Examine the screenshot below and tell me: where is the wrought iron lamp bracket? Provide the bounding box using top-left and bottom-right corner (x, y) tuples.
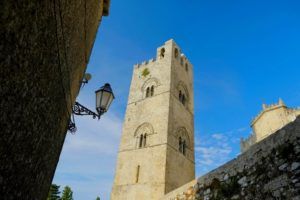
(68, 101), (101, 133)
(73, 102), (100, 119)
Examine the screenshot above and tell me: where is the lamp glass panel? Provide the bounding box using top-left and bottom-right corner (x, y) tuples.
(105, 93), (114, 110)
(99, 90), (111, 111)
(96, 90), (102, 108)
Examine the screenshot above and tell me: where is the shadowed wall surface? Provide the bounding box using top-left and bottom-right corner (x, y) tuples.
(0, 0), (109, 199)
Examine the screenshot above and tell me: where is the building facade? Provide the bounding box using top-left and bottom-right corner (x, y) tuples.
(241, 99), (300, 152)
(111, 39), (195, 200)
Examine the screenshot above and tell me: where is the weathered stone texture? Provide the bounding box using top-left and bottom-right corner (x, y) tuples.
(241, 99), (300, 152)
(162, 117), (300, 200)
(111, 39), (195, 200)
(0, 1), (108, 199)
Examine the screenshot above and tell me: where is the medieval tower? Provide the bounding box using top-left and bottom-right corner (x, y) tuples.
(111, 39), (195, 200)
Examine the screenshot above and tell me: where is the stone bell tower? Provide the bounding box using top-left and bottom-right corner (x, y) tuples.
(111, 39), (195, 200)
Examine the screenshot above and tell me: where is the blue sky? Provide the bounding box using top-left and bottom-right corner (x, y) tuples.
(53, 0), (300, 199)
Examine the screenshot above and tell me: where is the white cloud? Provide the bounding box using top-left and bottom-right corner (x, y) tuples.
(195, 127), (249, 176)
(53, 111), (123, 200)
(211, 133), (224, 140)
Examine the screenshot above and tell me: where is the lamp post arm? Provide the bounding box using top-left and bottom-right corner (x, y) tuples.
(73, 101), (100, 119)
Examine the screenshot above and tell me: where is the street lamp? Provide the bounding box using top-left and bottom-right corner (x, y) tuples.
(68, 83), (115, 133)
(95, 83), (115, 116)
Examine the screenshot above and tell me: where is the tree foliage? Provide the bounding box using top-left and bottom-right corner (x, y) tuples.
(61, 186), (74, 200)
(47, 184), (61, 200)
(96, 197), (100, 200)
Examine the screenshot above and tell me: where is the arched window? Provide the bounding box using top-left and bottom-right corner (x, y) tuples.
(134, 123), (154, 149)
(150, 86), (154, 96)
(160, 48), (165, 58)
(146, 87), (150, 98)
(139, 134), (143, 148)
(143, 134), (147, 147)
(185, 63), (188, 71)
(177, 82), (189, 107)
(175, 127), (190, 156)
(174, 48), (179, 58)
(180, 57), (183, 65)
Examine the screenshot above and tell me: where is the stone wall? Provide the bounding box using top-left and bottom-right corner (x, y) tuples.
(162, 117), (300, 200)
(0, 1), (109, 199)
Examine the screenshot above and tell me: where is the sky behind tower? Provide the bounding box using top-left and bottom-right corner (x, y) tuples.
(53, 0), (300, 199)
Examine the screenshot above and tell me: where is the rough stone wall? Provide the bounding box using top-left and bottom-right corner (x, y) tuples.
(0, 1), (109, 199)
(162, 117), (300, 200)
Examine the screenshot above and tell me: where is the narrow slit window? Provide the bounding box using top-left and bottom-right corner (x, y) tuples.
(139, 134), (143, 148)
(146, 87), (150, 98)
(174, 48), (179, 58)
(179, 90), (182, 101)
(182, 95), (186, 105)
(150, 86), (154, 96)
(179, 137), (182, 152)
(183, 140), (186, 155)
(136, 165), (140, 183)
(143, 134), (147, 147)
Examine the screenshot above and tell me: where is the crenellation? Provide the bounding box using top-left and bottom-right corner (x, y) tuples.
(135, 57), (157, 69)
(242, 99), (300, 152)
(161, 117), (300, 200)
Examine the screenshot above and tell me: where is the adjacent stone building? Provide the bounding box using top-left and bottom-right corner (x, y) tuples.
(241, 99), (300, 152)
(1, 1), (109, 199)
(162, 116), (300, 200)
(111, 39), (195, 199)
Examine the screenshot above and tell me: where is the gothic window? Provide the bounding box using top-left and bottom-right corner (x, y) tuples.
(185, 63), (188, 72)
(138, 134), (147, 148)
(134, 123), (154, 148)
(142, 78), (159, 99)
(174, 48), (179, 58)
(178, 138), (186, 155)
(150, 86), (154, 96)
(139, 134), (144, 148)
(146, 87), (150, 98)
(177, 81), (189, 107)
(176, 127), (190, 156)
(180, 57), (183, 65)
(160, 48), (165, 58)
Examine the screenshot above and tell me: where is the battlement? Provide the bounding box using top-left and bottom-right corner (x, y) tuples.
(251, 99), (300, 126)
(251, 98), (286, 125)
(134, 39), (192, 69)
(134, 57), (157, 68)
